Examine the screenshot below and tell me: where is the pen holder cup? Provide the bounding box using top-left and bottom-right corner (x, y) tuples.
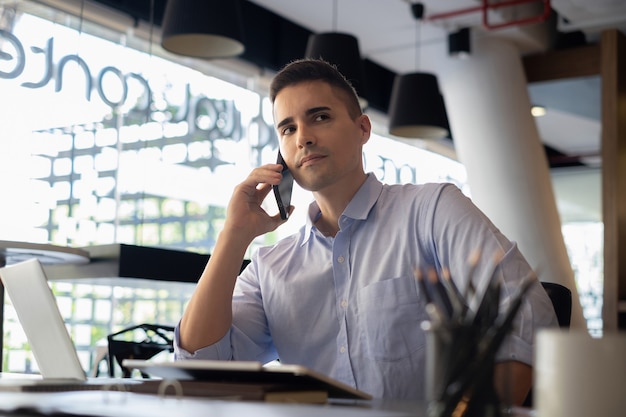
(423, 320), (503, 417)
(424, 321), (445, 404)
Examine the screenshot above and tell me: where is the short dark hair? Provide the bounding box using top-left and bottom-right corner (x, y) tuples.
(269, 58), (362, 119)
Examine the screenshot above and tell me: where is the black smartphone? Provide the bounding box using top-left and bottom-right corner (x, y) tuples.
(273, 150), (294, 220)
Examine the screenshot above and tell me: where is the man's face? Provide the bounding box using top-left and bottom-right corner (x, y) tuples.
(272, 80), (371, 193)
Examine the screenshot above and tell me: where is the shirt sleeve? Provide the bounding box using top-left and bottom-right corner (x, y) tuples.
(173, 324), (232, 360)
(427, 184), (558, 365)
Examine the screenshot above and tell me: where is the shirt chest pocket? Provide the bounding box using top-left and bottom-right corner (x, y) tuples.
(357, 276), (429, 362)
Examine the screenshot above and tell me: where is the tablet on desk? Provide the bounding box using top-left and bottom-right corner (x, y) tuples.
(122, 359), (372, 400)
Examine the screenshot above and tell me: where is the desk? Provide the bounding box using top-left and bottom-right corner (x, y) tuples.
(0, 388), (537, 417)
(0, 390), (423, 417)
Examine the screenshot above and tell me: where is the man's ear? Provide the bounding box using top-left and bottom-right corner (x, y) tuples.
(359, 114), (372, 144)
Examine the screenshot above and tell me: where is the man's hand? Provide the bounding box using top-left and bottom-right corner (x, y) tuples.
(223, 163), (292, 242)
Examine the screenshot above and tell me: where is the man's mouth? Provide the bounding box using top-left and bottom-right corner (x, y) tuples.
(299, 154), (325, 167)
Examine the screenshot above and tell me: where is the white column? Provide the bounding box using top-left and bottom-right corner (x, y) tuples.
(440, 36), (585, 328)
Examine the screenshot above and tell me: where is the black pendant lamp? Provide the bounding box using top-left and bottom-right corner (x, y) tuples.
(305, 32), (367, 107)
(387, 2), (449, 139)
(388, 73), (449, 139)
(304, 0), (366, 108)
(161, 0), (245, 59)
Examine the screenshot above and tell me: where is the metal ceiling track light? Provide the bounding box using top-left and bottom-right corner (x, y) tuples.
(305, 0), (367, 108)
(161, 0), (245, 59)
(388, 2), (450, 140)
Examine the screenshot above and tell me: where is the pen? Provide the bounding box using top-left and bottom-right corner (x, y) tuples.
(440, 267), (467, 319)
(415, 267), (434, 305)
(427, 267), (454, 319)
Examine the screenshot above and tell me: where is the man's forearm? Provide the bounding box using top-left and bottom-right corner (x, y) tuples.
(494, 360), (533, 406)
(178, 229), (251, 353)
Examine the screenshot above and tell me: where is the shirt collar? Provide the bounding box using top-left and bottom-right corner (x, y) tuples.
(303, 173), (383, 244)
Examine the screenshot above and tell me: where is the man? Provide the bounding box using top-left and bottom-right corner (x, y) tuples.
(174, 59), (558, 402)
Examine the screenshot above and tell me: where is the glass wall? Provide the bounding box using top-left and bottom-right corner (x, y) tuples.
(551, 168), (604, 335)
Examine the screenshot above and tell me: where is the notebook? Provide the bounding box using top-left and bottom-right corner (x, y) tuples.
(123, 359), (373, 400)
(0, 258), (137, 391)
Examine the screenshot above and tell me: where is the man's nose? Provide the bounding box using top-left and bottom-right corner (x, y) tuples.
(295, 125), (315, 147)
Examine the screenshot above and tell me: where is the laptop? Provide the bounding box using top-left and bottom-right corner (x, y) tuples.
(0, 258), (137, 391)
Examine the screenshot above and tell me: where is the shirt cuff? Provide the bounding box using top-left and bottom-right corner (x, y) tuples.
(495, 333), (533, 366)
(173, 322), (233, 360)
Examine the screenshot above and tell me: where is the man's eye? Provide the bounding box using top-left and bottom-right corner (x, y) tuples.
(281, 126), (295, 135)
(314, 114), (329, 122)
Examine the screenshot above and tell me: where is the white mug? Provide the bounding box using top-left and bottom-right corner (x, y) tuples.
(534, 329), (626, 417)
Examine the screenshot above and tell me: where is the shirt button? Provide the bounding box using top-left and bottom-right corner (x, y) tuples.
(341, 300), (348, 308)
(337, 256), (345, 263)
(340, 346), (346, 353)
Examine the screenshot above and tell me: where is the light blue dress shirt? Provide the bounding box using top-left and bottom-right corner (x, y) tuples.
(174, 173), (558, 399)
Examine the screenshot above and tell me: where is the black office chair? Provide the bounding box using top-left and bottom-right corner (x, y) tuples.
(522, 281), (572, 407)
(105, 323), (174, 378)
(540, 281), (572, 328)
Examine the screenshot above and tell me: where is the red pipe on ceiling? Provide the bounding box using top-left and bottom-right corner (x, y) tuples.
(427, 0), (551, 30)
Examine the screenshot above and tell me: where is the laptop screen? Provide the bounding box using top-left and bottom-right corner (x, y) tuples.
(0, 258), (86, 380)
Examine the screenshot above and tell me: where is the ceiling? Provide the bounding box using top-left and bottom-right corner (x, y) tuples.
(33, 0), (626, 169)
(247, 0), (626, 74)
(244, 0), (625, 170)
